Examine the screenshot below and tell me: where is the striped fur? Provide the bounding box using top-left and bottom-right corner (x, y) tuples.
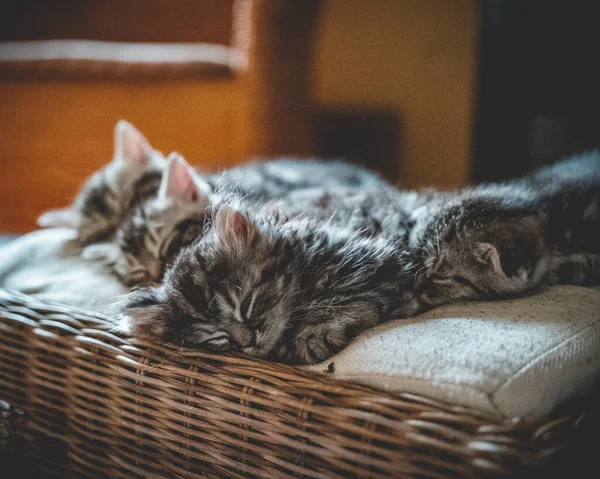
(119, 198), (419, 365)
(410, 151), (600, 310)
(74, 167), (164, 245)
(107, 158), (390, 286)
(37, 120), (166, 245)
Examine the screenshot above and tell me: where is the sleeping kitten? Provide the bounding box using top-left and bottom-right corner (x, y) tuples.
(37, 120), (166, 245)
(116, 200), (419, 365)
(410, 151), (600, 310)
(85, 152), (210, 286)
(94, 155), (390, 286)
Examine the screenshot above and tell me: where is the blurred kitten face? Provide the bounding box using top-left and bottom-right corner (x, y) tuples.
(112, 199), (205, 286)
(85, 153), (212, 286)
(37, 120), (166, 245)
(120, 207), (298, 358)
(411, 209), (548, 308)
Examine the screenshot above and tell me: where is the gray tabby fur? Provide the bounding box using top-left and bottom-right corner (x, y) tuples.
(37, 120), (166, 245)
(410, 151), (600, 310)
(117, 196), (419, 365)
(99, 156), (389, 286)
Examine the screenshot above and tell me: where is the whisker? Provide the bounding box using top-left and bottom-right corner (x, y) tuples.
(413, 264), (430, 281)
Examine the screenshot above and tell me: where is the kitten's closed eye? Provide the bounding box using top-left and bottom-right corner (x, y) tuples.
(204, 336), (231, 352)
(173, 219), (204, 251)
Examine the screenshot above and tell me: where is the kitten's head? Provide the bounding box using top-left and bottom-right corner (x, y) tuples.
(120, 205), (299, 358)
(38, 120), (166, 245)
(85, 153), (212, 286)
(411, 199), (548, 308)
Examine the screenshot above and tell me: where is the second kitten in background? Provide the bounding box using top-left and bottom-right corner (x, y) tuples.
(84, 153), (210, 285)
(37, 120), (166, 245)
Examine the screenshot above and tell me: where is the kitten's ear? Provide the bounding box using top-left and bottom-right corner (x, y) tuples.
(215, 206), (257, 246)
(159, 153), (212, 203)
(114, 120), (153, 166)
(475, 242), (504, 275)
(115, 287), (167, 338)
(37, 207), (80, 228)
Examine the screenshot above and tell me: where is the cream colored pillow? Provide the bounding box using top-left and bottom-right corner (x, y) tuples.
(0, 228), (126, 313)
(306, 285), (600, 420)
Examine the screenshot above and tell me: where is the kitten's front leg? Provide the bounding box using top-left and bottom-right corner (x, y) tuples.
(291, 322), (351, 365)
(287, 308), (379, 365)
(551, 253), (600, 285)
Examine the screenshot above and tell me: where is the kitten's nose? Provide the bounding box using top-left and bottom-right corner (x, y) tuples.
(230, 325), (255, 348)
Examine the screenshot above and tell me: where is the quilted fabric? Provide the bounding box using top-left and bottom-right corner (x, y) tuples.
(306, 285), (600, 420)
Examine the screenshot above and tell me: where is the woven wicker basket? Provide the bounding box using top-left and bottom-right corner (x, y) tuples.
(0, 288), (597, 478)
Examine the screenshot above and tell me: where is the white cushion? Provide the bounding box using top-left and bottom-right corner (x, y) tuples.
(0, 228), (126, 313)
(306, 285), (600, 420)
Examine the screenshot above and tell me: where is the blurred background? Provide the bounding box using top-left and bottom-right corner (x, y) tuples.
(0, 0), (598, 232)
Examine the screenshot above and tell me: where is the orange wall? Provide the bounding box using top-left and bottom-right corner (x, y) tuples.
(312, 0), (478, 188)
(0, 79), (248, 232)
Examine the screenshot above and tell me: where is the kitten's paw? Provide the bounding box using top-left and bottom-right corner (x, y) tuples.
(109, 288), (167, 339)
(103, 295), (135, 335)
(275, 344), (295, 363)
(292, 323), (352, 365)
(112, 314), (132, 335)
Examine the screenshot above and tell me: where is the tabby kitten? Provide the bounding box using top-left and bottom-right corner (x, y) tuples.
(98, 156), (390, 286)
(117, 200), (419, 365)
(38, 120), (166, 245)
(410, 151), (600, 310)
(85, 153), (210, 286)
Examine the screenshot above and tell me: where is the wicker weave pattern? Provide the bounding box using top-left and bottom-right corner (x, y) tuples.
(0, 288), (590, 478)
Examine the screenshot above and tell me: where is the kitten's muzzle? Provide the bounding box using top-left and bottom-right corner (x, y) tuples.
(229, 325), (256, 349)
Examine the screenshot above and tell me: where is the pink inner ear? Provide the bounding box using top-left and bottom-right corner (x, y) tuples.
(116, 121), (151, 166)
(124, 135), (147, 165)
(166, 156), (199, 202)
(231, 211), (249, 238)
(216, 207), (253, 244)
